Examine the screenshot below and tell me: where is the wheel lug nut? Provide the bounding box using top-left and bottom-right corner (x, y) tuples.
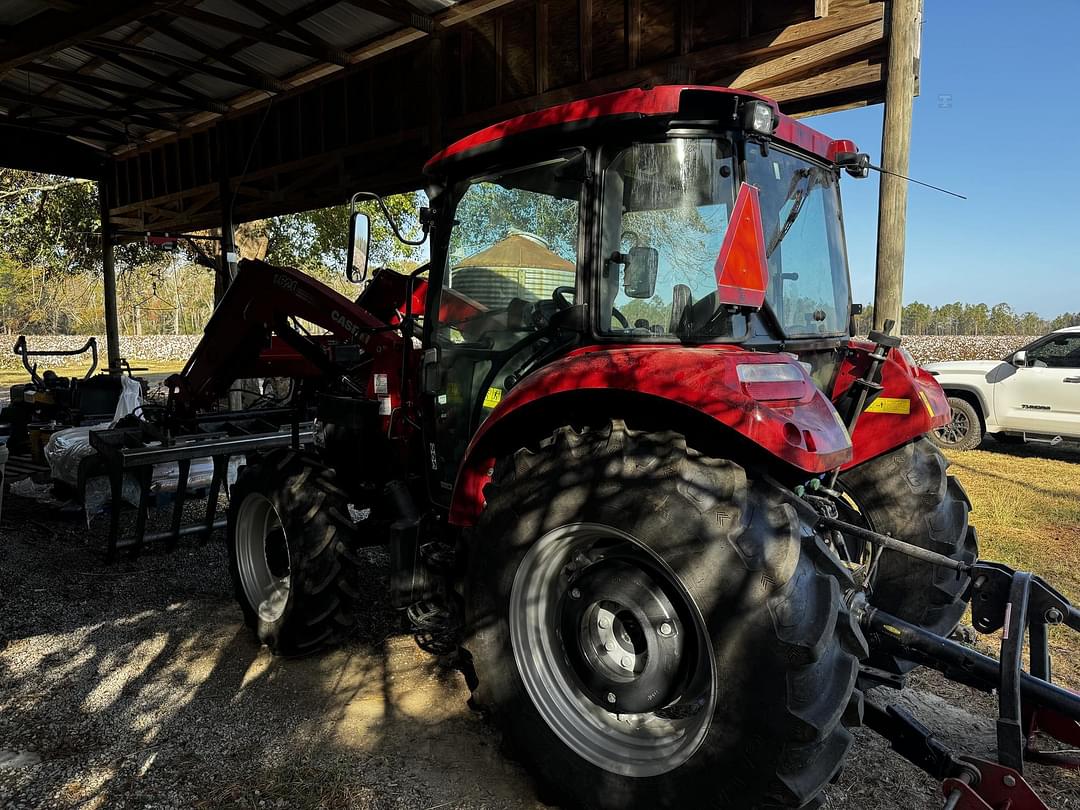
(605, 641), (616, 652)
(606, 692), (616, 704)
(659, 621), (673, 637)
(598, 617), (609, 629)
(621, 656), (632, 669)
(569, 588), (581, 599)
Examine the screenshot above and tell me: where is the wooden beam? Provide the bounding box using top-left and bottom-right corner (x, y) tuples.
(757, 60), (882, 104)
(0, 0), (181, 75)
(0, 86), (178, 131)
(166, 5), (348, 65)
(77, 44), (228, 106)
(233, 0), (344, 52)
(728, 19), (885, 90)
(874, 0), (919, 333)
(21, 62), (230, 114)
(140, 20), (290, 92)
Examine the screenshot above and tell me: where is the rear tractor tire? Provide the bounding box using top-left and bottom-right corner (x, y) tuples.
(227, 450), (359, 656)
(838, 437), (978, 673)
(463, 421), (867, 810)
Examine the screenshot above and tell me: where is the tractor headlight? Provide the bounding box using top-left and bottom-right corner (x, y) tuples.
(741, 100), (778, 135)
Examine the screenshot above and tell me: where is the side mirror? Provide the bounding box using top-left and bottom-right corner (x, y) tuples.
(1012, 350), (1028, 367)
(623, 246), (659, 299)
(346, 211), (371, 282)
(834, 151), (871, 179)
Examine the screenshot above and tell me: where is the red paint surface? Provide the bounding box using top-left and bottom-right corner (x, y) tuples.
(714, 183), (769, 308)
(425, 85), (845, 172)
(834, 340), (952, 470)
(448, 344), (853, 525)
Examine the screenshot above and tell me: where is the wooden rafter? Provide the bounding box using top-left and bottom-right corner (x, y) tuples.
(0, 85), (179, 131)
(140, 19), (290, 93)
(345, 0), (435, 32)
(165, 5), (348, 66)
(234, 0), (344, 52)
(20, 62), (229, 114)
(0, 0), (179, 75)
(89, 38), (288, 94)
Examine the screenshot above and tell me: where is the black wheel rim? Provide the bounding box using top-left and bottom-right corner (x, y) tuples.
(508, 523), (715, 777)
(935, 409), (970, 446)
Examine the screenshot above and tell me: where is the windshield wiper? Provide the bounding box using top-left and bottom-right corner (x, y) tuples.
(766, 168), (815, 258)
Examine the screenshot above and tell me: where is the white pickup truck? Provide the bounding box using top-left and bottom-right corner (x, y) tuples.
(924, 326), (1080, 450)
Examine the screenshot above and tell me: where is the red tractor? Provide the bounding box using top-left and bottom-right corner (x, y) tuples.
(172, 85), (1079, 809)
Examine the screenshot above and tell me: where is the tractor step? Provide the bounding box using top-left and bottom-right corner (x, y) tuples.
(419, 540), (457, 571)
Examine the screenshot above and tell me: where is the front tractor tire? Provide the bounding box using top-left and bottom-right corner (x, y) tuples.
(838, 437), (978, 673)
(228, 450), (359, 656)
(463, 422), (867, 810)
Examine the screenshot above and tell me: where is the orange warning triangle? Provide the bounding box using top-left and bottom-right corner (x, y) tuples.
(714, 183), (769, 309)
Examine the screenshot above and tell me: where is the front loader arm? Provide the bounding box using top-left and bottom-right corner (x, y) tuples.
(169, 259), (392, 410)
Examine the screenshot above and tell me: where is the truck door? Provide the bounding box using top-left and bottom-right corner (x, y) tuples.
(993, 333), (1080, 437)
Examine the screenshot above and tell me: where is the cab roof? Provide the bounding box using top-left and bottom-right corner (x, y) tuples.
(424, 85), (849, 175)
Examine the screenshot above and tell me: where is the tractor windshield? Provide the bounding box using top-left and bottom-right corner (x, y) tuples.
(746, 147), (850, 337)
(600, 139), (850, 340)
(600, 139), (742, 339)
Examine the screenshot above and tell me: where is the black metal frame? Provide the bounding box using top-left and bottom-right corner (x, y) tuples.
(863, 561), (1080, 776)
(88, 410), (314, 561)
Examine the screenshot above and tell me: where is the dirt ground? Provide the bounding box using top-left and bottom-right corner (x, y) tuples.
(1, 456), (1079, 809)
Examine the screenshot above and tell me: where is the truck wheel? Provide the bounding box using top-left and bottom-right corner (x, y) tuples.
(838, 437), (978, 674)
(463, 421), (866, 810)
(228, 450), (358, 656)
(930, 396), (983, 451)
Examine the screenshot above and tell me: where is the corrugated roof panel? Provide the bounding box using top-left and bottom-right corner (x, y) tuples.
(170, 17), (245, 50)
(136, 31), (208, 62)
(177, 72), (249, 101)
(97, 22), (142, 42)
(301, 4), (399, 50)
(234, 41), (316, 77)
(197, 0), (275, 29)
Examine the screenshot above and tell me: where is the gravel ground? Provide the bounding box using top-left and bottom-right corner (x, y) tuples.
(1, 491), (1078, 809)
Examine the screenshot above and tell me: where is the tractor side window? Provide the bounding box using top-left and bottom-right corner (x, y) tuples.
(1028, 336), (1080, 368)
(437, 153), (583, 346)
(427, 153), (584, 500)
(746, 149), (850, 337)
(600, 139), (742, 339)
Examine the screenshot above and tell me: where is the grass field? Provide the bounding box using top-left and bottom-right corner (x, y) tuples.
(0, 360), (184, 389)
(944, 442), (1080, 689)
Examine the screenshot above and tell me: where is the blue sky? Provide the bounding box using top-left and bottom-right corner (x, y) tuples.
(811, 1), (1080, 318)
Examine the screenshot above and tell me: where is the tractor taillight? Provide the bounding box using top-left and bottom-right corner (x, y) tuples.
(737, 363), (808, 401)
(736, 363), (803, 383)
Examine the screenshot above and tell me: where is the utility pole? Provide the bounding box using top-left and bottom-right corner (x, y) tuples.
(873, 0), (920, 334)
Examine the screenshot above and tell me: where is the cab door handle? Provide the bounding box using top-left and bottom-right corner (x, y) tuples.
(1065, 376), (1080, 383)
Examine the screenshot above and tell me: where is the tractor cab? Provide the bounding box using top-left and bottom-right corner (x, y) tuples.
(418, 86), (861, 495)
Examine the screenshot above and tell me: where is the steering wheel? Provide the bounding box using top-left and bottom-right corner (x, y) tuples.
(552, 286), (575, 310)
(611, 308), (629, 329)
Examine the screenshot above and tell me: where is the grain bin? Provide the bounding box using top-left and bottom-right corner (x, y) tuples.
(452, 232), (574, 310)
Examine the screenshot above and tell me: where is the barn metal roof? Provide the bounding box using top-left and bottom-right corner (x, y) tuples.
(0, 0), (459, 153)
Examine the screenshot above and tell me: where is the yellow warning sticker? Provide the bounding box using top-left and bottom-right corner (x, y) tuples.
(918, 389), (935, 418)
(482, 387), (503, 409)
(865, 397), (911, 415)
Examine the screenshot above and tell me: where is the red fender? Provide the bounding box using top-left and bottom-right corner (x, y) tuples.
(834, 340), (951, 470)
(448, 344), (853, 526)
